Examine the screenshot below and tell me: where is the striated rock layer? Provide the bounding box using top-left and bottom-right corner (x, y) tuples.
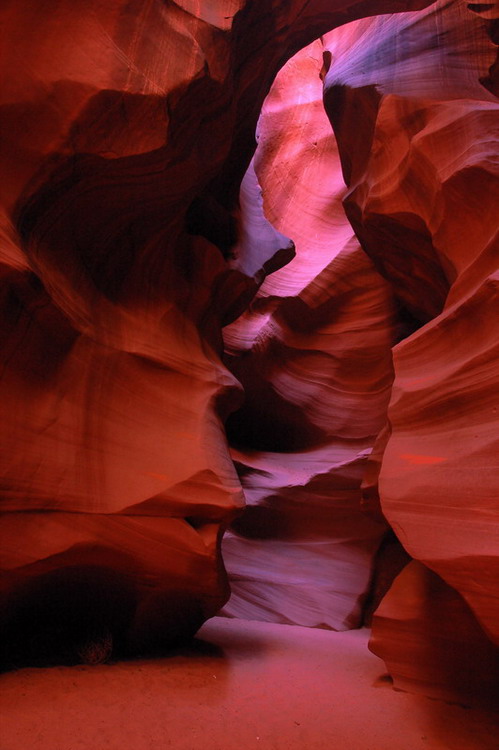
(1, 0), (498, 702)
(371, 561), (499, 706)
(322, 0), (499, 697)
(221, 40), (398, 628)
(0, 0), (432, 665)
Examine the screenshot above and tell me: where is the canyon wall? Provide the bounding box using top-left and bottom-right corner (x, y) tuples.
(222, 0), (499, 702)
(221, 40), (396, 629)
(321, 0), (499, 702)
(0, 0), (498, 706)
(0, 0), (428, 665)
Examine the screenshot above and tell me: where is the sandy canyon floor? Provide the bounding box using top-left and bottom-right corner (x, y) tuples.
(1, 617), (498, 750)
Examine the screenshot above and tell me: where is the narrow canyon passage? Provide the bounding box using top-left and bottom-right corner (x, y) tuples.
(0, 0), (498, 745)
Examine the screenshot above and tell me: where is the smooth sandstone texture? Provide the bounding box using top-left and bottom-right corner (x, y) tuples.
(321, 0), (499, 696)
(370, 560), (499, 707)
(221, 41), (397, 629)
(1, 0), (498, 708)
(0, 0), (431, 665)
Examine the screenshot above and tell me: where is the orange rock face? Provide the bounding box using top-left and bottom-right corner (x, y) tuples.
(321, 0), (499, 697)
(0, 0), (431, 665)
(1, 0), (498, 704)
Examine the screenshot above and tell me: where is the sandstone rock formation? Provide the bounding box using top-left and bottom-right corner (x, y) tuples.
(0, 0), (497, 708)
(370, 560), (499, 706)
(221, 41), (397, 629)
(221, 0), (499, 703)
(0, 0), (430, 665)
(321, 0), (499, 698)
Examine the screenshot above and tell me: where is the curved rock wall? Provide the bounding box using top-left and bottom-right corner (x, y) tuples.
(221, 41), (397, 628)
(0, 0), (430, 665)
(322, 0), (499, 696)
(1, 0), (497, 702)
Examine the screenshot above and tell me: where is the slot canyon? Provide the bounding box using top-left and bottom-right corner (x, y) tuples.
(0, 0), (498, 748)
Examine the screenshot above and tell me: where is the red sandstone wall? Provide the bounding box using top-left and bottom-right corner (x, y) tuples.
(0, 0), (430, 665)
(221, 41), (396, 629)
(321, 0), (499, 699)
(0, 0), (498, 706)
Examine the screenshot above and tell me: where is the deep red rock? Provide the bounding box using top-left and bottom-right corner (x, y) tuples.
(1, 0), (497, 709)
(323, 0), (499, 698)
(0, 0), (433, 664)
(370, 561), (499, 705)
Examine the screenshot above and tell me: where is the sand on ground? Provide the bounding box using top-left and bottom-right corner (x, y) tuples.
(1, 617), (498, 750)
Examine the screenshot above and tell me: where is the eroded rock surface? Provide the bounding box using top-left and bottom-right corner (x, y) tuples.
(370, 560), (499, 706)
(221, 41), (397, 628)
(322, 0), (499, 696)
(0, 0), (430, 665)
(1, 0), (497, 701)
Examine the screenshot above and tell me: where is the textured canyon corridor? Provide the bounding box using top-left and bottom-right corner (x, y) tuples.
(0, 0), (498, 748)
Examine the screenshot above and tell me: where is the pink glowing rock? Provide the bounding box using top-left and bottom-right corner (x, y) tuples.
(221, 41), (397, 628)
(322, 0), (499, 692)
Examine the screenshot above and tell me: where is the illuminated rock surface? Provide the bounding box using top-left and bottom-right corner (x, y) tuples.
(0, 0), (498, 713)
(0, 0), (429, 665)
(221, 41), (396, 629)
(321, 0), (499, 697)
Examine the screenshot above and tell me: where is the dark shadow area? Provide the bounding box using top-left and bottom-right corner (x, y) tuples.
(0, 546), (208, 672)
(121, 633), (226, 666)
(362, 530), (412, 626)
(225, 374), (326, 453)
(0, 562), (138, 671)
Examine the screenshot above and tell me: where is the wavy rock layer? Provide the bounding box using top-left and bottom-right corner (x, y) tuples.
(322, 0), (499, 696)
(221, 41), (397, 629)
(0, 0), (430, 665)
(370, 561), (499, 706)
